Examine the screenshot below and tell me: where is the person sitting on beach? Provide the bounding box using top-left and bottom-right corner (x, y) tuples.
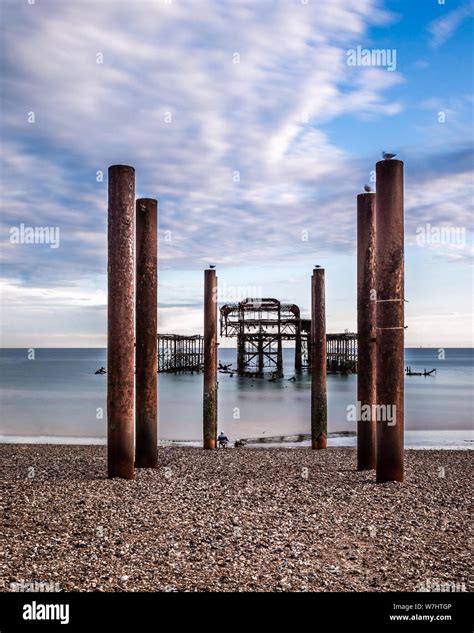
(218, 431), (229, 448)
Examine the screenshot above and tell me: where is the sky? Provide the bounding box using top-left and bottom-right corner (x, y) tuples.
(0, 0), (473, 348)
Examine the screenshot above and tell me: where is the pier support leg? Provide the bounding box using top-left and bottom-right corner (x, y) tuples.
(135, 198), (158, 468)
(237, 333), (245, 374)
(311, 268), (327, 449)
(258, 332), (264, 375)
(375, 159), (405, 483)
(107, 165), (135, 479)
(357, 192), (377, 470)
(203, 268), (218, 448)
(295, 329), (302, 372)
(277, 305), (283, 377)
(277, 336), (283, 377)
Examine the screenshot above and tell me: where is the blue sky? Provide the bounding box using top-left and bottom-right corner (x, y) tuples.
(0, 0), (472, 347)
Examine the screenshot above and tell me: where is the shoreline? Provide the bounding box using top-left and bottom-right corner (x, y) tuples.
(1, 429), (472, 450)
(1, 444), (470, 592)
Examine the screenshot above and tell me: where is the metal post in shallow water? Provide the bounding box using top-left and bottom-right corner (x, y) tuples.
(107, 165), (135, 479)
(357, 192), (377, 470)
(135, 198), (158, 468)
(203, 268), (218, 448)
(375, 159), (404, 483)
(311, 267), (327, 449)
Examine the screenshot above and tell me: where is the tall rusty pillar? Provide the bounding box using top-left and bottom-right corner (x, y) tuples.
(135, 198), (158, 468)
(357, 192), (377, 470)
(203, 268), (218, 448)
(107, 165), (135, 479)
(375, 159), (404, 483)
(311, 268), (327, 449)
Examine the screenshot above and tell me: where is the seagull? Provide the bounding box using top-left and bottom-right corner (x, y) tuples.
(364, 184), (374, 192)
(382, 152), (397, 160)
(209, 264), (216, 269)
(314, 264), (321, 268)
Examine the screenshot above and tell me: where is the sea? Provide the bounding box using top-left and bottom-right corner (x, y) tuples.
(0, 348), (472, 448)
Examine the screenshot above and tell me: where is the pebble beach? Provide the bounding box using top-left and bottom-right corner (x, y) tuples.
(1, 445), (471, 593)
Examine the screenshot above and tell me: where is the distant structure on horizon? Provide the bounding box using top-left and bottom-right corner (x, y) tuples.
(219, 298), (357, 377)
(151, 298), (357, 377)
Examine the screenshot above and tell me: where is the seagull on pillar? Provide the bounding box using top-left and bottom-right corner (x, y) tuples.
(382, 151), (397, 160)
(314, 265), (321, 268)
(364, 184), (374, 192)
(209, 265), (216, 269)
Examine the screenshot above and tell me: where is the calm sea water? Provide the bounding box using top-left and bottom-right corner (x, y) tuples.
(0, 348), (472, 447)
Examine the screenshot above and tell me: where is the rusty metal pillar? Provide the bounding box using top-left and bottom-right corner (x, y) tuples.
(135, 198), (158, 469)
(375, 159), (404, 483)
(107, 165), (135, 479)
(357, 192), (377, 470)
(203, 268), (218, 448)
(311, 268), (327, 449)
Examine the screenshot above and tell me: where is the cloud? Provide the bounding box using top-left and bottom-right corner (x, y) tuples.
(0, 0), (401, 285)
(427, 0), (473, 48)
(1, 0), (472, 346)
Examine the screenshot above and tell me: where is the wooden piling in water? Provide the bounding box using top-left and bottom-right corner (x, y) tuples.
(357, 191), (377, 470)
(135, 198), (158, 468)
(375, 159), (405, 483)
(311, 268), (327, 449)
(107, 165), (135, 479)
(203, 268), (218, 448)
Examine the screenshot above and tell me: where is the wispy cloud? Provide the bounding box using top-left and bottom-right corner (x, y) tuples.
(427, 0), (473, 48)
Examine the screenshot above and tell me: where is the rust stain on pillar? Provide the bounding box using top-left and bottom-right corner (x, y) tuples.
(203, 268), (218, 449)
(311, 268), (327, 449)
(375, 159), (404, 483)
(357, 192), (377, 470)
(107, 165), (135, 479)
(135, 198), (158, 468)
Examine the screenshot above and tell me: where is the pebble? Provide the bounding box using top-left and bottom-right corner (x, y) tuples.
(0, 445), (470, 592)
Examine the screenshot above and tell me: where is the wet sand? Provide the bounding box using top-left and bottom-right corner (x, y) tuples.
(0, 445), (470, 592)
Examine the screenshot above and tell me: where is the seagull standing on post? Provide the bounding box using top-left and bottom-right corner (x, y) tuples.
(364, 184), (374, 192)
(382, 151), (397, 160)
